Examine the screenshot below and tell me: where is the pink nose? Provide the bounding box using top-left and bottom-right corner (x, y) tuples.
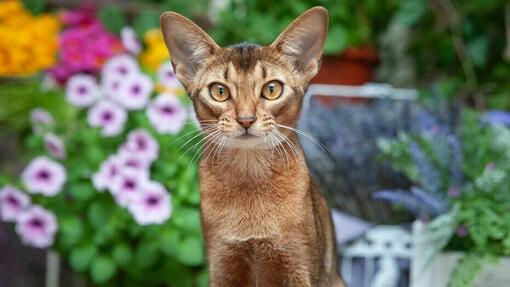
(236, 115), (256, 128)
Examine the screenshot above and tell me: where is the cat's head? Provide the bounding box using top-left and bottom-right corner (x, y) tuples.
(161, 7), (328, 149)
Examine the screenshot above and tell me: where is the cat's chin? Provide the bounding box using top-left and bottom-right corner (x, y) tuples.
(230, 134), (269, 149)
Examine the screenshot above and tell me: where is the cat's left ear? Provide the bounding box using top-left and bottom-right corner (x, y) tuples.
(160, 12), (219, 87)
(271, 7), (328, 80)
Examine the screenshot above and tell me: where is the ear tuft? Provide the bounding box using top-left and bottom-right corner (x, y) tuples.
(160, 12), (219, 85)
(271, 7), (328, 80)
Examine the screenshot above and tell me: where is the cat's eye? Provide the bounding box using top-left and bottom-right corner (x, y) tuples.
(261, 80), (283, 100)
(209, 83), (230, 102)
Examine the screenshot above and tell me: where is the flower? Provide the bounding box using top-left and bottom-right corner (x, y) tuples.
(121, 129), (159, 163)
(44, 133), (66, 160)
(102, 54), (139, 80)
(116, 151), (151, 171)
(482, 110), (510, 127)
(140, 29), (170, 71)
(66, 74), (100, 107)
(157, 61), (182, 90)
(0, 186), (31, 222)
(447, 187), (460, 198)
(92, 155), (120, 191)
(456, 225), (468, 237)
(147, 94), (187, 134)
(128, 181), (171, 225)
(88, 100), (127, 136)
(121, 26), (141, 55)
(30, 108), (54, 133)
(114, 74), (153, 110)
(15, 206), (58, 248)
(110, 167), (149, 207)
(21, 156), (67, 196)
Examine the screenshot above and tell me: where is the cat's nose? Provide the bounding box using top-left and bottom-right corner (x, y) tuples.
(236, 115), (257, 128)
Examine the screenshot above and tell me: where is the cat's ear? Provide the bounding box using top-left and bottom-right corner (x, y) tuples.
(270, 7), (328, 80)
(160, 12), (219, 86)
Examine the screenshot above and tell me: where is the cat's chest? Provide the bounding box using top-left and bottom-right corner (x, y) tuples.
(199, 172), (310, 241)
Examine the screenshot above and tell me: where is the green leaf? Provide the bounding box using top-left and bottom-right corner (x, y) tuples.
(135, 241), (159, 270)
(448, 253), (488, 287)
(59, 216), (84, 248)
(112, 243), (132, 267)
(160, 228), (180, 256)
(466, 36), (488, 67)
(70, 245), (97, 272)
(88, 201), (112, 229)
(324, 26), (348, 54)
(22, 0), (46, 15)
(98, 5), (127, 35)
(133, 11), (160, 37)
(69, 183), (95, 202)
(176, 236), (204, 266)
(90, 256), (117, 284)
(172, 207), (201, 234)
(394, 0), (426, 27)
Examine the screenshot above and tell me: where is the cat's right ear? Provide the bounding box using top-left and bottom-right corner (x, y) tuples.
(160, 12), (219, 86)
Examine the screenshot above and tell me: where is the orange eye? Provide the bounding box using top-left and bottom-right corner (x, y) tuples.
(262, 80), (283, 100)
(209, 83), (230, 102)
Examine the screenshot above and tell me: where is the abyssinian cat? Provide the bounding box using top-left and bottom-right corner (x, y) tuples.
(161, 7), (345, 287)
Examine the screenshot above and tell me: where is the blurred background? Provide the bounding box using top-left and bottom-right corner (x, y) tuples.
(1, 0), (510, 286)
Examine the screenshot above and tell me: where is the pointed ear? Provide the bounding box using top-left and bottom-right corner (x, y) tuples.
(270, 7), (328, 80)
(160, 12), (219, 86)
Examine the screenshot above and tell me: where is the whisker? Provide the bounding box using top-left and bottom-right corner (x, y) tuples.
(275, 124), (329, 153)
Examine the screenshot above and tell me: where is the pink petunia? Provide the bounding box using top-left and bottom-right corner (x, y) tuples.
(127, 181), (172, 225)
(102, 54), (140, 80)
(116, 150), (152, 171)
(87, 100), (127, 137)
(44, 133), (66, 160)
(120, 129), (159, 163)
(0, 186), (31, 222)
(30, 108), (54, 134)
(121, 27), (141, 55)
(21, 157), (67, 196)
(92, 155), (120, 192)
(110, 167), (149, 207)
(66, 74), (100, 107)
(157, 62), (182, 90)
(146, 94), (187, 134)
(113, 74), (153, 110)
(15, 206), (58, 249)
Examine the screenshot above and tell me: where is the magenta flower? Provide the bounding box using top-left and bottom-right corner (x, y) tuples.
(121, 27), (141, 55)
(102, 54), (140, 80)
(88, 100), (127, 136)
(157, 62), (182, 90)
(66, 74), (100, 107)
(30, 108), (54, 134)
(456, 225), (468, 237)
(121, 129), (159, 163)
(44, 133), (66, 160)
(110, 167), (149, 207)
(0, 186), (31, 222)
(147, 94), (187, 134)
(21, 157), (67, 196)
(128, 181), (172, 225)
(15, 206), (58, 249)
(114, 74), (153, 110)
(92, 155), (120, 192)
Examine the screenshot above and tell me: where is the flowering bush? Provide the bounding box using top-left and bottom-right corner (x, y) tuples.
(375, 110), (510, 286)
(0, 0), (60, 76)
(0, 52), (207, 285)
(140, 29), (171, 71)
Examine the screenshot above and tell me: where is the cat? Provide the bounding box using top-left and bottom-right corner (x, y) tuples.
(161, 7), (346, 287)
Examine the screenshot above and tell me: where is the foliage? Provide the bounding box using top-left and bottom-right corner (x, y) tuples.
(448, 253), (491, 287)
(377, 109), (510, 284)
(209, 0), (401, 55)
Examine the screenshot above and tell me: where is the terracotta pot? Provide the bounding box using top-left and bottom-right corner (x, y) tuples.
(312, 46), (379, 105)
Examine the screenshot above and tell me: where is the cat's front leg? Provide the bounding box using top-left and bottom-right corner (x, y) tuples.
(208, 242), (254, 287)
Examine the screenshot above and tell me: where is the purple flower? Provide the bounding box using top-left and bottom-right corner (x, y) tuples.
(88, 100), (127, 136)
(101, 74), (123, 99)
(15, 206), (58, 249)
(486, 162), (495, 171)
(157, 62), (182, 90)
(128, 181), (171, 225)
(482, 110), (510, 126)
(44, 133), (66, 160)
(147, 94), (187, 134)
(114, 74), (153, 110)
(66, 74), (100, 107)
(111, 167), (149, 207)
(456, 225), (468, 237)
(121, 27), (141, 55)
(30, 108), (54, 133)
(116, 150), (151, 171)
(21, 156), (67, 196)
(102, 54), (139, 80)
(0, 186), (31, 222)
(92, 155), (120, 192)
(447, 187), (460, 198)
(121, 129), (159, 163)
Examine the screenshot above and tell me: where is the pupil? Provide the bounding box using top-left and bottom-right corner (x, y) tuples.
(218, 87), (224, 95)
(269, 85), (274, 93)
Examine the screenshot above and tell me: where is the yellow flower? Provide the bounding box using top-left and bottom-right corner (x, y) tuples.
(140, 28), (170, 71)
(0, 0), (60, 77)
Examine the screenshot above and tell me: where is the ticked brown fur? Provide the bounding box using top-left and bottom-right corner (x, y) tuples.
(161, 7), (346, 286)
